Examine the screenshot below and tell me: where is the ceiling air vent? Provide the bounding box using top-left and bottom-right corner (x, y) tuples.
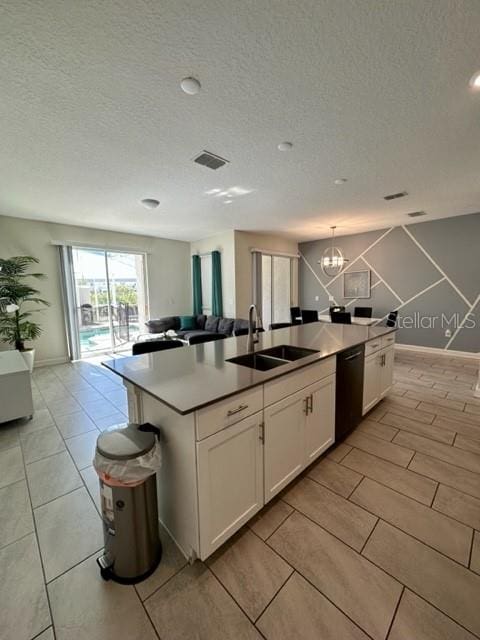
(407, 211), (427, 218)
(384, 191), (408, 201)
(193, 150), (229, 170)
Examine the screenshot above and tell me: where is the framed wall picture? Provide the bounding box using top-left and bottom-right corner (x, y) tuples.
(343, 270), (371, 299)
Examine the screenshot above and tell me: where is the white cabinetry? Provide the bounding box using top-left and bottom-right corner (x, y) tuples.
(362, 337), (395, 415)
(380, 345), (395, 398)
(196, 411), (264, 559)
(264, 372), (336, 502)
(305, 375), (336, 464)
(264, 390), (306, 501)
(363, 352), (383, 414)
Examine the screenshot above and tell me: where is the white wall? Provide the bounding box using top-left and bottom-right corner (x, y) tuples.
(190, 230), (236, 318)
(0, 215), (191, 365)
(234, 231), (299, 318)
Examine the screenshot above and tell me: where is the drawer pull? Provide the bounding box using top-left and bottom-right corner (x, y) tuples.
(227, 404), (248, 417)
(370, 343), (380, 349)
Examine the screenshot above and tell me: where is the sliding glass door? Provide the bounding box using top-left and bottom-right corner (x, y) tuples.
(63, 247), (148, 358)
(260, 254), (294, 328)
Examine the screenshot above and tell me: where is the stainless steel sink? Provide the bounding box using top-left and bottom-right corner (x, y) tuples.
(259, 345), (319, 361)
(227, 344), (319, 371)
(226, 352), (288, 371)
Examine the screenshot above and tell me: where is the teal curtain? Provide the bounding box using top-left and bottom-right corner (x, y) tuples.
(211, 250), (223, 317)
(192, 255), (203, 315)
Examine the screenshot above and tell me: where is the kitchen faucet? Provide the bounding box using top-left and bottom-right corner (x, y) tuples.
(247, 304), (261, 352)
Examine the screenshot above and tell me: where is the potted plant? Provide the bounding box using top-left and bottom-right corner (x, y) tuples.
(0, 256), (50, 371)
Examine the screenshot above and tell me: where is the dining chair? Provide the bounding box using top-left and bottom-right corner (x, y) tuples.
(132, 339), (184, 355)
(233, 327), (265, 337)
(290, 306), (302, 325)
(301, 310), (319, 324)
(188, 333), (227, 345)
(269, 322), (293, 330)
(329, 305), (345, 315)
(354, 306), (373, 318)
(331, 311), (352, 324)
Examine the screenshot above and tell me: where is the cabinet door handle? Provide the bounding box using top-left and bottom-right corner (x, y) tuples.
(309, 393), (313, 414)
(303, 397), (309, 415)
(259, 422), (265, 443)
(227, 404), (248, 417)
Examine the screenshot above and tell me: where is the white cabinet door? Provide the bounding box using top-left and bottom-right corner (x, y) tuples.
(304, 374), (336, 465)
(264, 390), (306, 503)
(380, 345), (395, 398)
(363, 352), (381, 415)
(197, 412), (264, 560)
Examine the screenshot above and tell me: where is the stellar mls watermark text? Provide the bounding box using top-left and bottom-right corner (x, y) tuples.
(397, 313), (476, 329)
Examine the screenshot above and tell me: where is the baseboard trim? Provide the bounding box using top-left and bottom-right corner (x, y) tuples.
(34, 356), (69, 368)
(395, 343), (479, 360)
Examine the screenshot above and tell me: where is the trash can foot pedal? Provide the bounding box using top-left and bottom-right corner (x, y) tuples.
(97, 554), (114, 581)
(96, 547), (162, 584)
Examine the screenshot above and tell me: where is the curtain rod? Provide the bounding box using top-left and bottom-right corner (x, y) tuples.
(193, 250), (221, 257)
(250, 248), (300, 259)
(51, 241), (151, 255)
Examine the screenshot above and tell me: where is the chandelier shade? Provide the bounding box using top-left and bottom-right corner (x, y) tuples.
(318, 226), (348, 277)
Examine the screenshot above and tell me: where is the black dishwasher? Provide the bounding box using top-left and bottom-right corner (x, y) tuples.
(335, 344), (365, 440)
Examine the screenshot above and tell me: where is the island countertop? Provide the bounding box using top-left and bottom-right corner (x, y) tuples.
(103, 323), (396, 415)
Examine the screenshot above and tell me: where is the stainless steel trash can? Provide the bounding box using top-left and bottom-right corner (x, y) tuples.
(95, 423), (162, 584)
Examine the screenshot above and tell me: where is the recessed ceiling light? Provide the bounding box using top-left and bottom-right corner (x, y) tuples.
(205, 188), (221, 195)
(224, 200), (233, 204)
(334, 178), (347, 184)
(228, 186), (252, 196)
(180, 77), (201, 95)
(141, 198), (160, 209)
(277, 141), (293, 151)
(469, 71), (480, 90)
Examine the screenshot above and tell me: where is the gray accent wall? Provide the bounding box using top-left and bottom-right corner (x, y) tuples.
(299, 212), (480, 353)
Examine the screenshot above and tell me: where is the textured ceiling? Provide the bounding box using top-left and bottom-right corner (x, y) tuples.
(1, 0), (480, 242)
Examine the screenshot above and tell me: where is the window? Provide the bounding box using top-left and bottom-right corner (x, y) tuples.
(200, 254), (212, 315)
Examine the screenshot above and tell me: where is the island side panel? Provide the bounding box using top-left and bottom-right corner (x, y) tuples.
(140, 391), (200, 562)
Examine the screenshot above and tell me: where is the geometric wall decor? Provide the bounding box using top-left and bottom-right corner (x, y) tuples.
(299, 212), (480, 353)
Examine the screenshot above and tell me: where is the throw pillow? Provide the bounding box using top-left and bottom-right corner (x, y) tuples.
(204, 315), (220, 332)
(218, 318), (234, 336)
(195, 314), (207, 329)
(179, 315), (196, 330)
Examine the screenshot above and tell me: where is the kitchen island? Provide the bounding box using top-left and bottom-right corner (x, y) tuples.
(104, 322), (396, 561)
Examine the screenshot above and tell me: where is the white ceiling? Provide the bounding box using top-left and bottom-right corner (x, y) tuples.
(1, 0), (480, 242)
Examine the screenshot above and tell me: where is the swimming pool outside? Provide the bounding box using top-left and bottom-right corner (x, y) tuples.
(79, 323), (139, 352)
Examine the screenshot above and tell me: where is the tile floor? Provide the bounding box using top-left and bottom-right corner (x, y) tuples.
(1, 351), (480, 639)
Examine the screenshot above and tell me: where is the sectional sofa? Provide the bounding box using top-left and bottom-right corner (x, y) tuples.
(145, 314), (251, 343)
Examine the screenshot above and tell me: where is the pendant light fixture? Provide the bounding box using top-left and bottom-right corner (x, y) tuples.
(318, 226), (348, 276)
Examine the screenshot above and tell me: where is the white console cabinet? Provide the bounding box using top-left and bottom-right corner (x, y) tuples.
(0, 351), (33, 424)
